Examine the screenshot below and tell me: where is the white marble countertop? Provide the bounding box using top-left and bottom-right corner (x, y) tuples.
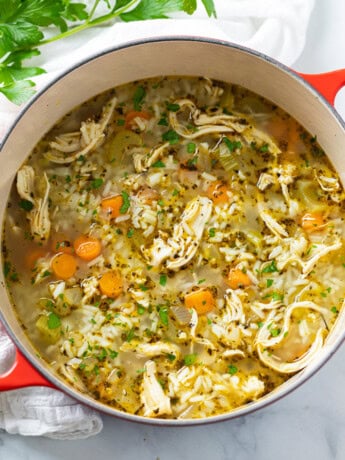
(1, 1), (345, 459)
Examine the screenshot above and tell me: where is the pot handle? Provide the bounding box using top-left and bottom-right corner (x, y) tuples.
(298, 69), (345, 105)
(0, 348), (54, 391)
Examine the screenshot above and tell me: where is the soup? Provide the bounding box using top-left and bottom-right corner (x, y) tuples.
(2, 77), (344, 419)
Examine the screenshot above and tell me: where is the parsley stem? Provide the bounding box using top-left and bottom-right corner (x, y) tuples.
(39, 0), (138, 47)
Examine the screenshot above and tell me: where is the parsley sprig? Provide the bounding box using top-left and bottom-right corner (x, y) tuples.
(0, 0), (216, 105)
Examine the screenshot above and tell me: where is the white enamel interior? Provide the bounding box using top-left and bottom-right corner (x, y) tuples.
(0, 39), (344, 425)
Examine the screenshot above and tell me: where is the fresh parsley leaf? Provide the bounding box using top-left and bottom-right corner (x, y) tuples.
(120, 190), (130, 213)
(166, 353), (176, 362)
(127, 228), (134, 238)
(201, 0), (216, 17)
(133, 85), (146, 111)
(266, 279), (274, 288)
(109, 349), (118, 359)
(0, 80), (36, 105)
(209, 227), (216, 237)
(182, 0), (197, 14)
(47, 312), (61, 329)
(121, 0), (185, 21)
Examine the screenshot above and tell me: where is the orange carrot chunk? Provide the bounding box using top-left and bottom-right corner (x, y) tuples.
(99, 270), (123, 298)
(25, 248), (47, 270)
(184, 288), (216, 315)
(301, 212), (324, 232)
(74, 235), (102, 261)
(51, 253), (77, 280)
(226, 269), (252, 290)
(51, 233), (73, 254)
(207, 180), (230, 205)
(101, 195), (124, 219)
(125, 111), (150, 129)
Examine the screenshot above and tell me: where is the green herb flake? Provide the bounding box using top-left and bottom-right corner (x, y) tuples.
(187, 142), (196, 154)
(228, 364), (238, 375)
(158, 117), (168, 126)
(166, 353), (176, 362)
(159, 274), (167, 286)
(209, 228), (216, 237)
(117, 119), (125, 126)
(126, 328), (135, 342)
(47, 313), (61, 330)
(266, 279), (274, 288)
(166, 102), (180, 112)
(259, 143), (269, 153)
(139, 284), (149, 291)
(223, 138), (242, 152)
(172, 188), (179, 196)
(109, 349), (118, 359)
(269, 327), (281, 337)
(257, 321), (264, 328)
(91, 178), (103, 189)
(262, 261), (279, 273)
(184, 353), (197, 366)
(120, 191), (130, 214)
(133, 86), (146, 111)
(19, 199), (34, 211)
(162, 130), (180, 145)
(151, 160), (166, 168)
(4, 261), (11, 278)
(137, 304), (146, 315)
(331, 306), (338, 314)
(65, 175), (71, 183)
(127, 228), (134, 238)
(158, 305), (169, 326)
(198, 279), (206, 285)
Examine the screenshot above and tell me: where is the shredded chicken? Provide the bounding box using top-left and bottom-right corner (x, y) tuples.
(45, 97), (117, 164)
(133, 142), (170, 172)
(143, 196), (213, 270)
(141, 360), (172, 417)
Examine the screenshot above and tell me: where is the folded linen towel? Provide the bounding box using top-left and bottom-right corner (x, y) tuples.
(0, 0), (315, 439)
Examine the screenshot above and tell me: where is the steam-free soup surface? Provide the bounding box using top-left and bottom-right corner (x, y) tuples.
(3, 77), (344, 419)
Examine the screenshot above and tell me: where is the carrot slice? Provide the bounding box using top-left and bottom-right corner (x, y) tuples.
(125, 111), (150, 129)
(184, 288), (215, 315)
(74, 235), (102, 261)
(301, 212), (324, 232)
(51, 233), (73, 254)
(51, 253), (77, 280)
(25, 248), (47, 270)
(226, 269), (252, 290)
(101, 195), (124, 219)
(99, 270), (123, 298)
(207, 180), (230, 205)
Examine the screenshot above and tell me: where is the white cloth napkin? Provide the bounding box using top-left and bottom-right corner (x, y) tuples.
(0, 0), (315, 440)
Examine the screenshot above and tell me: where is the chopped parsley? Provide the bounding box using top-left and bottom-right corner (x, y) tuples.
(184, 353), (197, 366)
(151, 160), (165, 168)
(162, 129), (179, 145)
(126, 328), (135, 342)
(117, 119), (125, 126)
(109, 349), (118, 359)
(259, 143), (269, 153)
(187, 142), (196, 154)
(261, 260), (279, 273)
(166, 102), (180, 112)
(120, 191), (130, 214)
(127, 228), (134, 238)
(209, 227), (216, 237)
(47, 313), (61, 330)
(133, 86), (146, 111)
(137, 304), (146, 315)
(158, 116), (168, 126)
(166, 353), (176, 362)
(223, 138), (242, 152)
(198, 279), (206, 285)
(158, 305), (169, 326)
(331, 306), (338, 314)
(266, 279), (274, 288)
(91, 178), (103, 189)
(172, 188), (179, 196)
(159, 274), (167, 286)
(19, 199), (34, 211)
(228, 364), (238, 375)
